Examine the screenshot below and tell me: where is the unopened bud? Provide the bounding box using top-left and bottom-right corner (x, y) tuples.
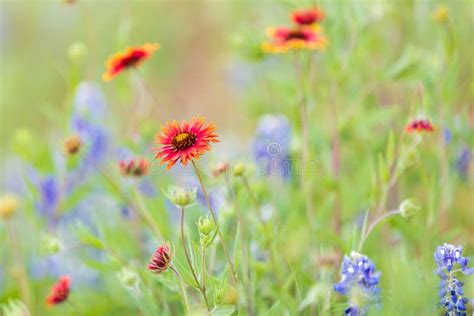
(0, 194), (19, 219)
(232, 163), (246, 177)
(164, 186), (197, 208)
(399, 198), (420, 218)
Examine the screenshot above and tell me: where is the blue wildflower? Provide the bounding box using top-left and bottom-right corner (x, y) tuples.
(334, 251), (381, 315)
(253, 114), (292, 179)
(455, 147), (471, 178)
(435, 243), (473, 315)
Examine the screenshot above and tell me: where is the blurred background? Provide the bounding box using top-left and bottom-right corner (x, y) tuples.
(0, 0), (473, 315)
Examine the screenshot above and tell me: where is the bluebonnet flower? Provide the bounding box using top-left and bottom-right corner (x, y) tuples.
(253, 114), (292, 179)
(334, 251), (381, 315)
(455, 147), (471, 178)
(434, 243), (473, 315)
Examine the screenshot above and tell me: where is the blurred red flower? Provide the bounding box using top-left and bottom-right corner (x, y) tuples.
(119, 158), (150, 177)
(291, 8), (325, 26)
(46, 276), (71, 306)
(102, 43), (160, 81)
(406, 119), (435, 133)
(262, 26), (327, 53)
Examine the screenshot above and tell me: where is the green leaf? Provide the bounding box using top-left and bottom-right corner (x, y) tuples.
(211, 305), (235, 316)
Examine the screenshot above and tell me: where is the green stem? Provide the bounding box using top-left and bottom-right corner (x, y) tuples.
(358, 209), (401, 252)
(7, 220), (33, 309)
(180, 207), (211, 311)
(170, 266), (191, 316)
(294, 52), (316, 226)
(191, 160), (238, 284)
(226, 175), (254, 316)
(241, 175), (264, 223)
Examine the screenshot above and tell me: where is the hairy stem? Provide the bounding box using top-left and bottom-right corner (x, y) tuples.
(191, 160), (238, 284)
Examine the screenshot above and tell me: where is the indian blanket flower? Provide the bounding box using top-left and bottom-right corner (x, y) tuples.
(262, 26), (327, 53)
(434, 243), (473, 315)
(64, 135), (82, 155)
(291, 8), (325, 26)
(153, 117), (219, 169)
(119, 158), (150, 177)
(334, 251), (381, 315)
(148, 245), (172, 274)
(212, 162), (230, 177)
(405, 118), (435, 133)
(102, 43), (160, 81)
(46, 276), (71, 306)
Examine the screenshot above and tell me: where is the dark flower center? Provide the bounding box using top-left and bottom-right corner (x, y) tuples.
(120, 50), (147, 68)
(285, 30), (308, 41)
(172, 132), (197, 151)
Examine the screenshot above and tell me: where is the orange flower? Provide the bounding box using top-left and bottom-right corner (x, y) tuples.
(262, 26), (327, 54)
(291, 8), (325, 26)
(102, 43), (160, 81)
(153, 117), (219, 170)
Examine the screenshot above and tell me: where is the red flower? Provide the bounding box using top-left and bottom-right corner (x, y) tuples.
(119, 158), (150, 177)
(103, 43), (160, 81)
(212, 162), (230, 177)
(148, 245), (172, 274)
(153, 117), (219, 170)
(262, 26), (328, 53)
(406, 118), (435, 133)
(46, 276), (71, 306)
(291, 8), (325, 26)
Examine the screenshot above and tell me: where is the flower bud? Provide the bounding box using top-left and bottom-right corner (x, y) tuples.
(148, 245), (172, 274)
(232, 162), (246, 177)
(119, 158), (150, 177)
(164, 186), (197, 208)
(41, 234), (63, 255)
(197, 215), (216, 247)
(117, 267), (141, 290)
(212, 162), (230, 177)
(0, 194), (19, 219)
(433, 5), (448, 24)
(64, 135), (82, 155)
(68, 41), (87, 61)
(399, 198), (420, 218)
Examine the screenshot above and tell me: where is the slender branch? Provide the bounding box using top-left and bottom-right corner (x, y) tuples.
(191, 160), (238, 284)
(225, 174), (255, 316)
(170, 266), (191, 316)
(180, 207), (211, 311)
(293, 52), (316, 226)
(358, 209), (401, 251)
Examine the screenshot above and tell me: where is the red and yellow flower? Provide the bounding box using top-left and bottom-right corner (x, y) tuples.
(406, 118), (435, 133)
(153, 117), (219, 170)
(102, 43), (160, 81)
(262, 26), (327, 53)
(291, 8), (325, 26)
(46, 276), (71, 306)
(119, 158), (150, 177)
(148, 245), (172, 274)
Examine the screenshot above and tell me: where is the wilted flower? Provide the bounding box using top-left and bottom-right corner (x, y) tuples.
(433, 5), (449, 23)
(232, 162), (246, 177)
(46, 276), (71, 306)
(334, 251), (381, 315)
(262, 26), (327, 54)
(212, 162), (230, 177)
(148, 245), (172, 274)
(434, 244), (473, 314)
(119, 158), (150, 177)
(164, 186), (197, 208)
(0, 194), (19, 219)
(103, 43), (160, 81)
(405, 118), (435, 133)
(291, 8), (325, 26)
(64, 135), (82, 155)
(399, 198), (421, 218)
(153, 117), (219, 169)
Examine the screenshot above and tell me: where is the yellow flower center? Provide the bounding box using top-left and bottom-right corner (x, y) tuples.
(172, 132), (197, 151)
